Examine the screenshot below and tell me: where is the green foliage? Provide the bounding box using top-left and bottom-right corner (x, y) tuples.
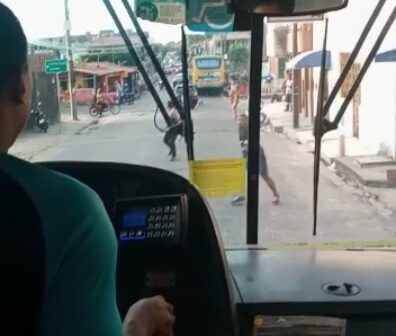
(228, 45), (250, 71)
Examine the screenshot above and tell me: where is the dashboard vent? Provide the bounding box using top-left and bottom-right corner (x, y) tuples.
(322, 282), (361, 296)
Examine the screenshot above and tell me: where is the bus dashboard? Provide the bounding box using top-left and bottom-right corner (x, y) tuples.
(41, 161), (396, 336)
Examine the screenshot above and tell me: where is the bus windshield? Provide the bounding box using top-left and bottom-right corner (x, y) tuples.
(195, 57), (223, 70)
(4, 0), (396, 249)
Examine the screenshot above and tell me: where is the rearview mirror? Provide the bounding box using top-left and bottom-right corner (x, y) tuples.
(232, 0), (348, 16)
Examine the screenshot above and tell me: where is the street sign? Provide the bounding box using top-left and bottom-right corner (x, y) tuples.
(135, 0), (185, 24)
(45, 59), (68, 74)
(340, 52), (361, 100)
(267, 15), (324, 23)
(186, 0), (234, 33)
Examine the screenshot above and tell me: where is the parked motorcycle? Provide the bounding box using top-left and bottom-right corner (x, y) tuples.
(29, 102), (49, 133)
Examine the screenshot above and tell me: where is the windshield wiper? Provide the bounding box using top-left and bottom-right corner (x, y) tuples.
(313, 1), (396, 236)
(313, 18), (329, 236)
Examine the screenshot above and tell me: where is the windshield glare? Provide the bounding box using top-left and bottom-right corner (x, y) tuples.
(5, 0), (396, 249)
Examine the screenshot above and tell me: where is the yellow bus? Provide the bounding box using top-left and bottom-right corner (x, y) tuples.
(191, 55), (225, 95)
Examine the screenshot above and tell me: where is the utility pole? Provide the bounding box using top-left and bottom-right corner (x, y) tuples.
(64, 0), (78, 120)
(292, 23), (300, 129)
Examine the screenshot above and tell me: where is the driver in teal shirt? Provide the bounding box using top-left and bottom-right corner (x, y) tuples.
(0, 3), (175, 336)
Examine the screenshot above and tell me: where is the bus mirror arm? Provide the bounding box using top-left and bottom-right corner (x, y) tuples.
(326, 4), (396, 134)
(313, 4), (396, 237)
(102, 0), (172, 127)
(120, 0), (185, 118)
(317, 1), (395, 139)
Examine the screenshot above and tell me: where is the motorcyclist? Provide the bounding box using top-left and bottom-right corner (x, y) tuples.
(96, 83), (108, 115)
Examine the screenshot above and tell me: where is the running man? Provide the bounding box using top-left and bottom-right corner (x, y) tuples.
(163, 101), (184, 161)
(232, 113), (280, 206)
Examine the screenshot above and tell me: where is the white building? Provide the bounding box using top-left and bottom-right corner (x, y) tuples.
(312, 0), (396, 157)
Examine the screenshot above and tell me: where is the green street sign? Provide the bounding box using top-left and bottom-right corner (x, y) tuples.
(45, 59), (68, 74)
(136, 0), (185, 24)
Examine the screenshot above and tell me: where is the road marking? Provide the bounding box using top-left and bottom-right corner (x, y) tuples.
(269, 240), (396, 249)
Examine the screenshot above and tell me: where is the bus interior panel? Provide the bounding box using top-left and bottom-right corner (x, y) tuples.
(41, 161), (396, 336)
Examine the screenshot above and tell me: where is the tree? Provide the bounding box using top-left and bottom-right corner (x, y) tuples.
(228, 45), (250, 72)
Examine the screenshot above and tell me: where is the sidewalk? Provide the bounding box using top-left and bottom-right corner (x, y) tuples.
(264, 102), (375, 162)
(10, 108), (98, 161)
(264, 102), (396, 212)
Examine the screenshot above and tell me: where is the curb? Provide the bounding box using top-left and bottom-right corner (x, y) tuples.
(334, 158), (394, 188)
(269, 117), (333, 167)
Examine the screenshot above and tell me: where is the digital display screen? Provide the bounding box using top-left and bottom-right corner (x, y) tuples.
(122, 209), (147, 228)
(196, 58), (222, 70)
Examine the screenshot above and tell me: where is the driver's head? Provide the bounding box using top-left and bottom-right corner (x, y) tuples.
(253, 0), (295, 14)
(0, 3), (32, 152)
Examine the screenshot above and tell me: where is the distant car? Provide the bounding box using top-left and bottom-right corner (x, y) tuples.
(172, 73), (192, 88)
(174, 84), (199, 109)
(164, 65), (174, 75)
(172, 74), (183, 88)
(174, 63), (183, 73)
(174, 84), (198, 98)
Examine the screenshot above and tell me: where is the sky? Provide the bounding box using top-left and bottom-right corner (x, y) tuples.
(2, 0), (182, 43)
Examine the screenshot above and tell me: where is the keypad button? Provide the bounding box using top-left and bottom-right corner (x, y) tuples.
(148, 215), (155, 222)
(148, 223), (154, 230)
(161, 231), (167, 238)
(155, 215), (162, 222)
(162, 214), (169, 221)
(154, 231), (161, 238)
(147, 231), (153, 239)
(169, 214), (176, 221)
(154, 223), (161, 230)
(164, 206), (170, 213)
(167, 230), (175, 238)
(161, 222), (168, 230)
(168, 222), (176, 229)
(156, 207), (163, 213)
(150, 208), (156, 214)
(170, 205), (178, 213)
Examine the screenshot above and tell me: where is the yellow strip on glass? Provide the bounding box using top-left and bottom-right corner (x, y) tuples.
(188, 158), (246, 198)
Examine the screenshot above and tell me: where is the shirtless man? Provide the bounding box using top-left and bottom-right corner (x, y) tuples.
(229, 77), (240, 120)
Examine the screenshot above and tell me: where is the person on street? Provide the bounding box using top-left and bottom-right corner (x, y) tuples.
(163, 101), (184, 161)
(264, 73), (274, 94)
(284, 73), (293, 112)
(0, 3), (175, 336)
(96, 83), (108, 116)
(115, 80), (123, 100)
(232, 113), (280, 206)
(229, 77), (240, 120)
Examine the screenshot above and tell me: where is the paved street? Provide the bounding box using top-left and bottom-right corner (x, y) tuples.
(13, 93), (396, 248)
